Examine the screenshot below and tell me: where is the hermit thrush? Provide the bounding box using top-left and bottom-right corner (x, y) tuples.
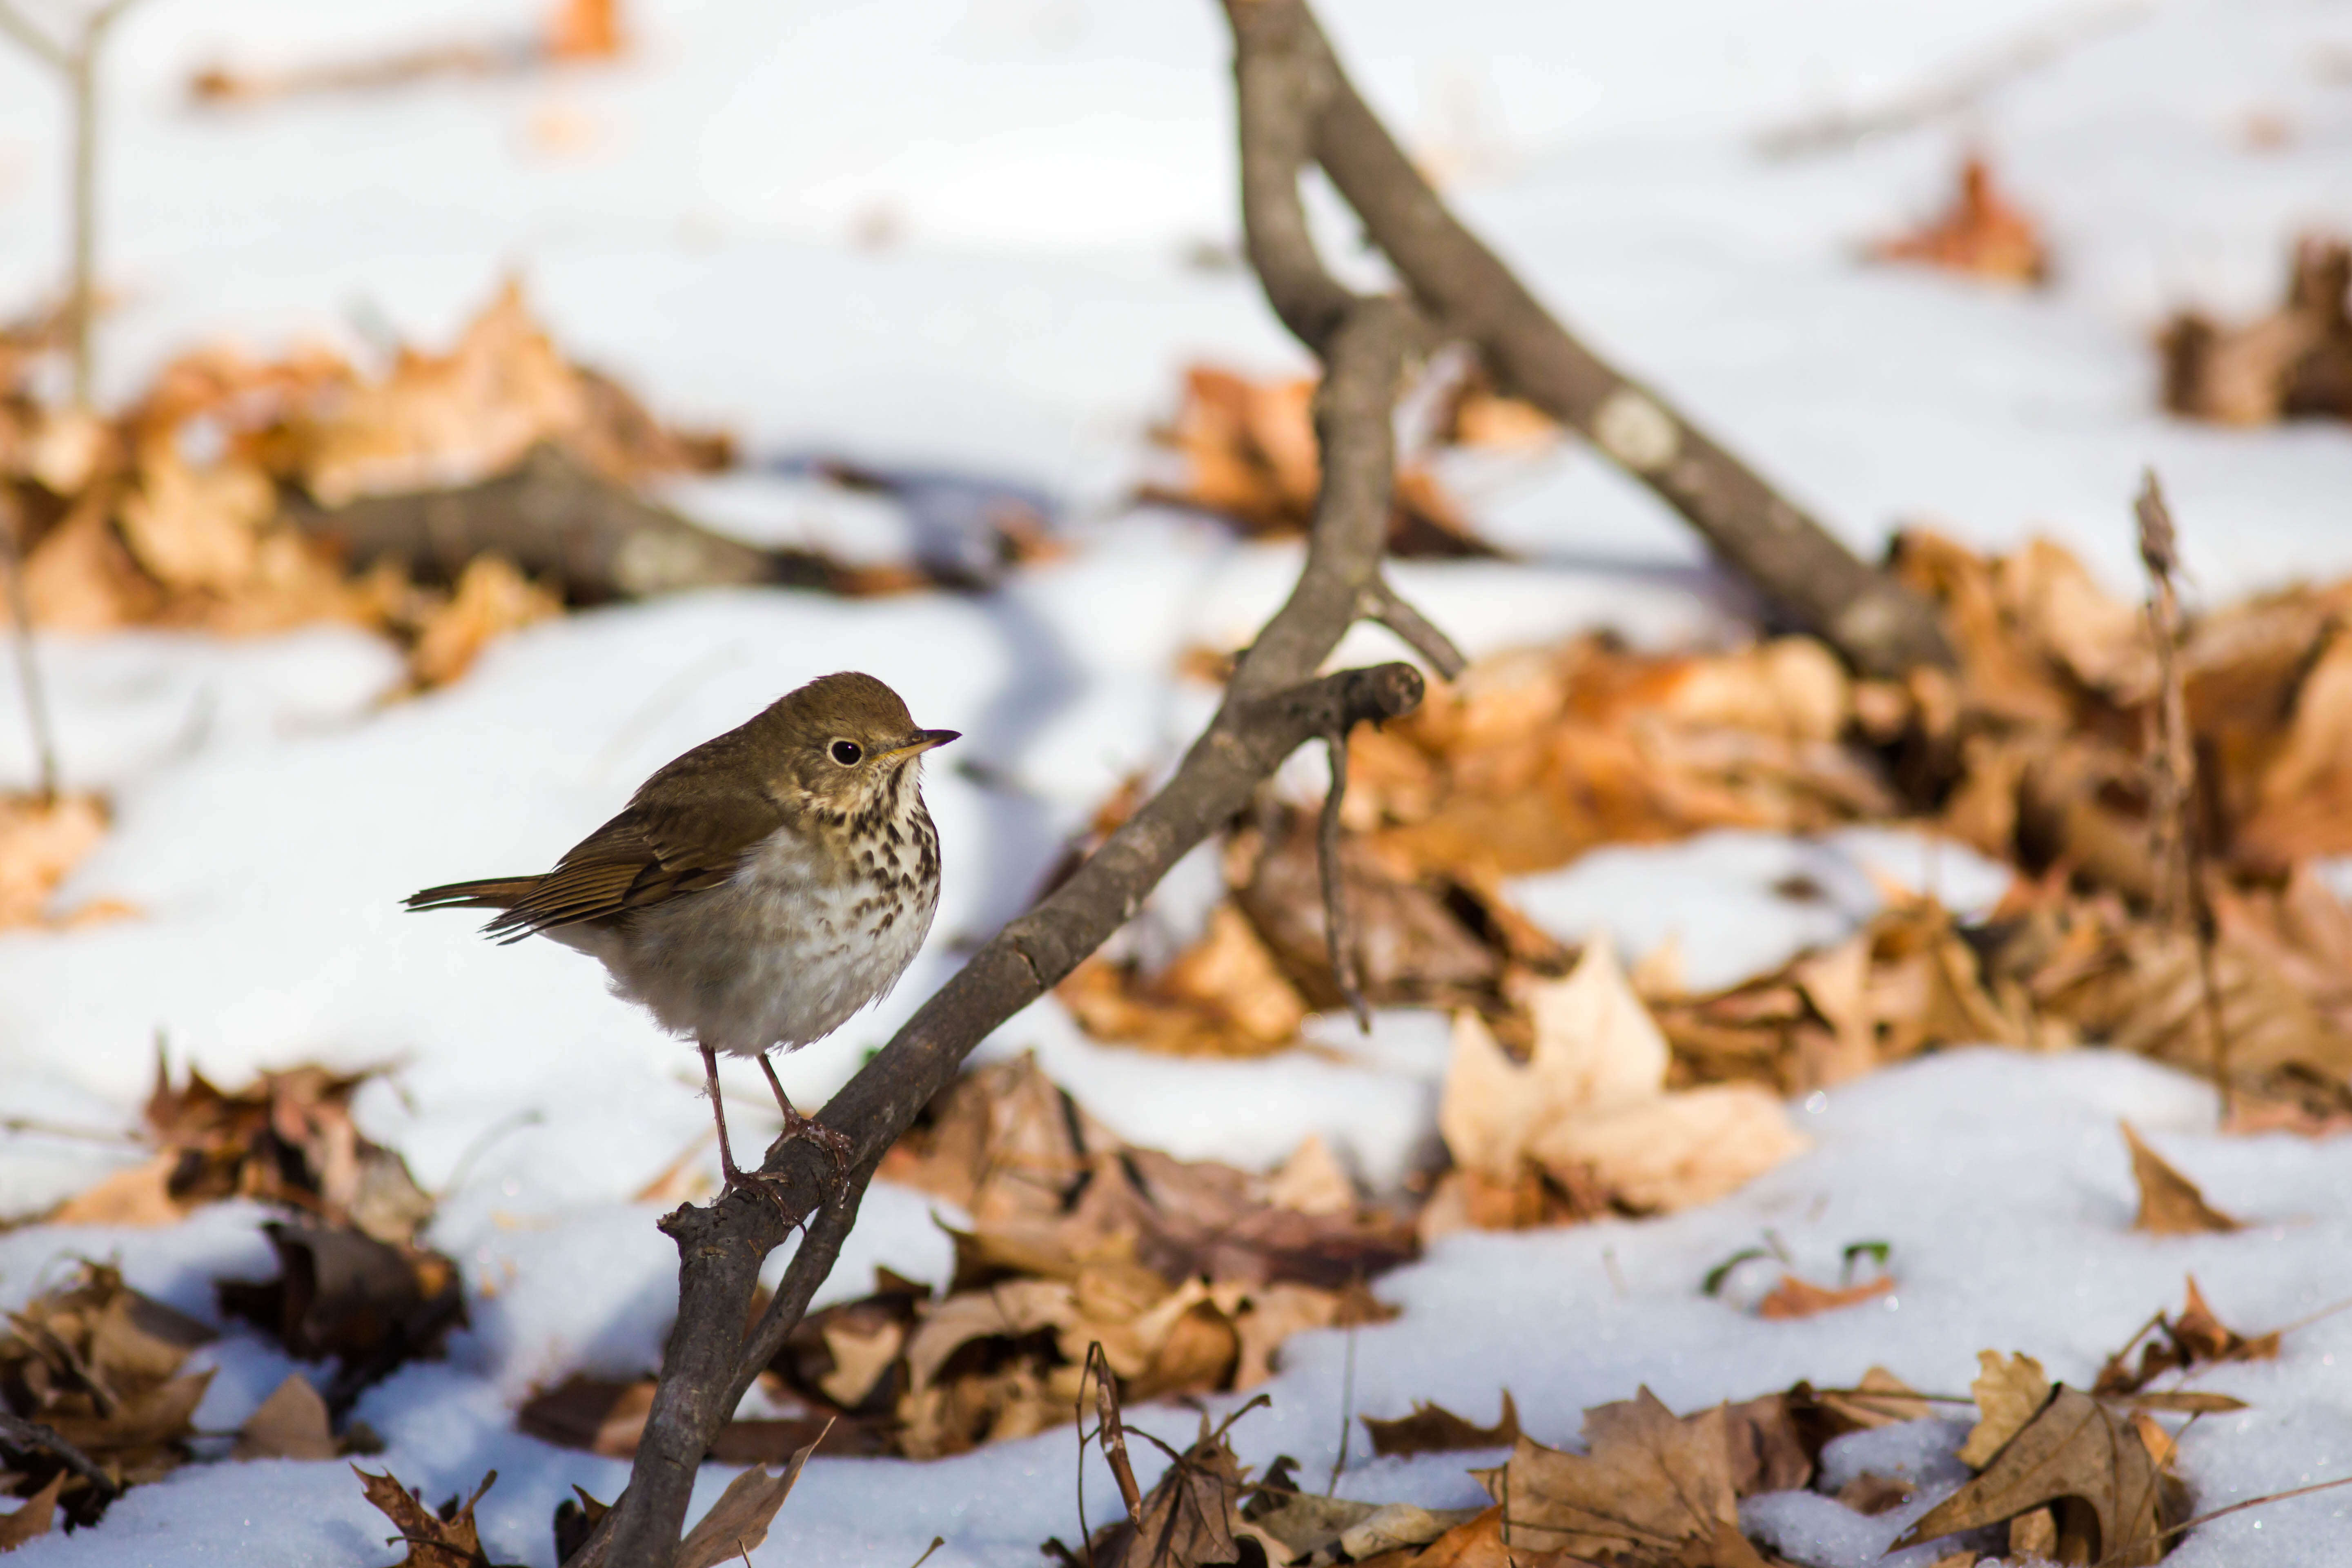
(406, 671), (955, 1200)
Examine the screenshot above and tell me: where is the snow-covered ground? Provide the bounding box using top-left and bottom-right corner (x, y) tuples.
(4, 0), (2352, 1562)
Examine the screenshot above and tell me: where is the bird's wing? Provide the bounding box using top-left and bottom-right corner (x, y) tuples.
(483, 785), (784, 942)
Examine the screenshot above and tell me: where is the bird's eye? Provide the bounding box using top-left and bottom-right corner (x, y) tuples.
(829, 740), (863, 766)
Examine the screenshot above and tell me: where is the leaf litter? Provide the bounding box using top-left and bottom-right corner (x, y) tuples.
(1029, 1277), (2336, 1568)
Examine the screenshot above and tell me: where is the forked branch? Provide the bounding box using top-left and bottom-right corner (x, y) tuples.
(1221, 0), (1953, 679)
(580, 96), (1466, 1568)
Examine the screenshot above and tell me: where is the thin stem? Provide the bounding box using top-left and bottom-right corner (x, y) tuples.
(0, 493), (60, 803)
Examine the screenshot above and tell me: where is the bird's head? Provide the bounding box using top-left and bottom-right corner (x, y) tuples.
(765, 671), (957, 817)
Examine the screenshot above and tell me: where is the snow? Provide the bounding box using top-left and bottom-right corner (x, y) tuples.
(1, 0), (2351, 1562)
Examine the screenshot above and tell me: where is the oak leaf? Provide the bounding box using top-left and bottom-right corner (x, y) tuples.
(1892, 1387), (2180, 1568)
(1958, 1351), (2051, 1469)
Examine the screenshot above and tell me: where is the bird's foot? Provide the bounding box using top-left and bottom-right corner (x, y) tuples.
(717, 1151), (804, 1228)
(771, 1101), (854, 1188)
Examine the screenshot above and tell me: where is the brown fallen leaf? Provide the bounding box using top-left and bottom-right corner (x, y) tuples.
(49, 1153), (185, 1227)
(673, 1427), (824, 1568)
(1439, 941), (1806, 1224)
(1477, 1388), (1739, 1558)
(1834, 1471), (1915, 1516)
(234, 1373), (338, 1461)
(551, 1486), (609, 1566)
(0, 1475), (62, 1552)
(1141, 363), (1497, 558)
(2121, 1121), (2241, 1235)
(2161, 236), (2352, 426)
(1390, 1505), (1511, 1568)
(1363, 1392), (1521, 1457)
(403, 554), (561, 689)
(1957, 1350), (2052, 1468)
(2095, 1275), (2279, 1395)
(0, 792), (112, 931)
(1892, 1386), (2183, 1568)
(216, 1221), (466, 1399)
(1102, 1417), (1250, 1568)
(1755, 1274), (1895, 1321)
(353, 1466), (506, 1568)
(0, 1262), (217, 1510)
(1870, 154), (2049, 285)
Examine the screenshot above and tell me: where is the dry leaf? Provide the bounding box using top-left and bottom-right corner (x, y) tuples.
(405, 554), (561, 688)
(673, 1430), (822, 1568)
(1871, 155), (2049, 284)
(2120, 1122), (2241, 1235)
(0, 793), (110, 930)
(118, 439), (274, 593)
(49, 1153), (184, 1227)
(1439, 940), (1805, 1220)
(1265, 1134), (1355, 1217)
(216, 1221), (466, 1390)
(1363, 1392), (1520, 1457)
(2162, 236), (2352, 426)
(0, 1475), (62, 1552)
(1143, 364), (1495, 558)
(1810, 1365), (1933, 1432)
(1104, 1420), (1249, 1568)
(1958, 1350), (2052, 1468)
(234, 1374), (337, 1461)
(1755, 1274), (1895, 1321)
(0, 1262), (216, 1495)
(352, 1466), (500, 1568)
(1893, 1386), (2180, 1568)
(1477, 1388), (1738, 1557)
(1834, 1472), (1915, 1516)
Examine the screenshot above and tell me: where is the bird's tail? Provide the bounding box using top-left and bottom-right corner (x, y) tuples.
(404, 876), (539, 915)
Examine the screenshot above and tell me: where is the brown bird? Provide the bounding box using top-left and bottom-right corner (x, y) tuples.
(406, 671), (955, 1199)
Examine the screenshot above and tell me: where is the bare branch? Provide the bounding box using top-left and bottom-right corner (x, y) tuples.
(0, 2), (67, 69)
(1360, 576), (1467, 679)
(1318, 728), (1367, 1030)
(1221, 0), (1953, 680)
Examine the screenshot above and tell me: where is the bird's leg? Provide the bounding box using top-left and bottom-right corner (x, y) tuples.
(701, 1043), (796, 1223)
(758, 1052), (853, 1181)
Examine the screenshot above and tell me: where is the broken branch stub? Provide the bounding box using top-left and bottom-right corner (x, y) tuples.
(1219, 0), (1953, 679)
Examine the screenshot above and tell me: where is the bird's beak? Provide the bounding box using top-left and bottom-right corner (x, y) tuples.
(880, 729), (960, 761)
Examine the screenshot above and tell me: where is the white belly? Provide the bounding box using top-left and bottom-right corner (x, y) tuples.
(596, 826), (937, 1057)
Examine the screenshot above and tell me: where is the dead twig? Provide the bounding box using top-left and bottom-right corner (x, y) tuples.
(1318, 726), (1368, 1030)
(0, 0), (148, 407)
(1221, 0), (1952, 679)
(0, 1409), (118, 1500)
(0, 490), (61, 802)
(2135, 471), (2228, 1116)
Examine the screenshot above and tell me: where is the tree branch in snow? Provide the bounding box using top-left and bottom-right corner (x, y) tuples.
(577, 181), (1461, 1568)
(1219, 0), (1955, 679)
